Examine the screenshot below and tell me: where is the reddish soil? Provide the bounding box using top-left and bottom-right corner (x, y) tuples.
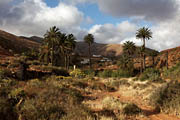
(84, 82), (180, 120)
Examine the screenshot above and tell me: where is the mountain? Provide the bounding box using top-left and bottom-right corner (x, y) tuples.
(75, 42), (124, 57)
(0, 29), (159, 59)
(0, 30), (39, 56)
(20, 36), (43, 43)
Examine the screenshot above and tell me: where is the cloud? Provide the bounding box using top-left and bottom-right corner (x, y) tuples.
(97, 0), (179, 22)
(0, 0), (85, 37)
(89, 21), (137, 44)
(61, 0), (95, 5)
(0, 0), (180, 51)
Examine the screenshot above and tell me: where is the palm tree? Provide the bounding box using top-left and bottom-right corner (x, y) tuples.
(44, 26), (61, 66)
(123, 41), (136, 57)
(84, 34), (94, 69)
(64, 34), (76, 69)
(148, 50), (158, 67)
(136, 27), (152, 70)
(137, 47), (145, 74)
(39, 45), (51, 64)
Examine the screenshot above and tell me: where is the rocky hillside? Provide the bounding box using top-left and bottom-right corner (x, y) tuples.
(156, 46), (180, 68)
(20, 36), (43, 43)
(0, 30), (39, 56)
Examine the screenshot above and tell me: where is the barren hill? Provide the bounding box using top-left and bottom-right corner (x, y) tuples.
(20, 36), (43, 43)
(0, 30), (39, 56)
(75, 42), (124, 57)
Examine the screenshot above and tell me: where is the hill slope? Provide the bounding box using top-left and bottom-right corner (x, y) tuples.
(0, 30), (39, 56)
(75, 42), (124, 57)
(156, 46), (180, 68)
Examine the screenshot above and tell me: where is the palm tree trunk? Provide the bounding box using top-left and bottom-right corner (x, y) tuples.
(89, 45), (92, 69)
(152, 56), (154, 67)
(67, 55), (70, 70)
(52, 41), (54, 66)
(65, 54), (68, 69)
(143, 38), (146, 70)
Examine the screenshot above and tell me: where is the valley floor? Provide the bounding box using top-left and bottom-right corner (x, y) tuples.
(83, 77), (180, 120)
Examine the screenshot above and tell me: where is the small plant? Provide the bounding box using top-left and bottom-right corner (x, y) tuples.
(139, 68), (162, 82)
(70, 69), (86, 78)
(123, 103), (141, 115)
(102, 97), (141, 115)
(150, 81), (180, 115)
(98, 70), (113, 78)
(163, 62), (180, 80)
(83, 69), (95, 77)
(98, 69), (132, 78)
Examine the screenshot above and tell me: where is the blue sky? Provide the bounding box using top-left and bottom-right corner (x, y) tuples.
(0, 0), (180, 51)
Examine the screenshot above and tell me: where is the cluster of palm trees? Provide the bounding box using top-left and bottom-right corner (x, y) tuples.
(123, 27), (152, 73)
(39, 26), (152, 72)
(39, 26), (76, 69)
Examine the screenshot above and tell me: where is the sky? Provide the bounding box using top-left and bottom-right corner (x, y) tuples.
(0, 0), (180, 51)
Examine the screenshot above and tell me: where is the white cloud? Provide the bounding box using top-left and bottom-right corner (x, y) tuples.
(0, 0), (85, 37)
(89, 21), (137, 44)
(97, 0), (179, 22)
(0, 0), (180, 51)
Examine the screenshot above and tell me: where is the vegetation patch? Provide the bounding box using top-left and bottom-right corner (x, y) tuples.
(102, 97), (142, 115)
(139, 68), (162, 82)
(98, 69), (132, 78)
(163, 62), (180, 80)
(150, 81), (180, 115)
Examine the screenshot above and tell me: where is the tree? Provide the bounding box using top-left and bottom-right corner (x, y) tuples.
(136, 27), (152, 70)
(39, 45), (51, 64)
(121, 41), (136, 74)
(137, 47), (145, 74)
(123, 41), (136, 57)
(148, 50), (158, 67)
(64, 34), (76, 69)
(84, 34), (94, 69)
(44, 26), (61, 66)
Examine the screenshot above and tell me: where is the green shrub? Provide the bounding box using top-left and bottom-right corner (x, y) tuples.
(83, 69), (95, 77)
(150, 81), (180, 114)
(98, 70), (113, 78)
(105, 79), (130, 89)
(139, 68), (162, 82)
(112, 69), (132, 78)
(0, 69), (12, 79)
(102, 97), (141, 115)
(70, 69), (86, 78)
(98, 69), (132, 78)
(163, 62), (180, 80)
(123, 103), (141, 115)
(18, 78), (93, 120)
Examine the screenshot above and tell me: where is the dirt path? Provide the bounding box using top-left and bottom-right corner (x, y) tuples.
(83, 78), (180, 120)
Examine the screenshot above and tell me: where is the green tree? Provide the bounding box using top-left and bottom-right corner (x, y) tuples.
(148, 50), (159, 67)
(44, 26), (61, 66)
(136, 27), (152, 70)
(64, 34), (76, 69)
(120, 41), (136, 74)
(84, 34), (94, 69)
(137, 47), (145, 74)
(39, 45), (51, 64)
(123, 41), (136, 57)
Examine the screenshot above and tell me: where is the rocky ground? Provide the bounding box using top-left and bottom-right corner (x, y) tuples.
(83, 77), (180, 120)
